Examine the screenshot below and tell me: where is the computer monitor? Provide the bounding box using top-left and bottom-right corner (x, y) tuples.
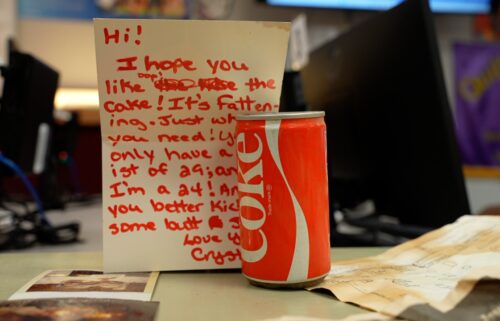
(0, 42), (59, 175)
(260, 0), (490, 14)
(300, 0), (470, 234)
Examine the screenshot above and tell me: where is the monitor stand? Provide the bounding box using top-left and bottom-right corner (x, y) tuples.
(331, 201), (433, 247)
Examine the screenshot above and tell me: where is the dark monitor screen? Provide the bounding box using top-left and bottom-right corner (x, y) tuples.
(301, 0), (470, 229)
(0, 46), (59, 174)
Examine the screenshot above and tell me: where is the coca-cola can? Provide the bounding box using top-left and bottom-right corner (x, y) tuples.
(235, 111), (330, 288)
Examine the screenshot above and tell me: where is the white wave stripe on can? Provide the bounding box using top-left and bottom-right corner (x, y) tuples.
(265, 119), (310, 282)
(237, 131), (268, 264)
(239, 196), (268, 263)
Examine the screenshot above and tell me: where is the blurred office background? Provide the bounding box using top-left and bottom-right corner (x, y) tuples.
(0, 0), (499, 251)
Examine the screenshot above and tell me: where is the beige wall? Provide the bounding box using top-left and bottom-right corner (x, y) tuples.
(15, 2), (348, 88)
(17, 19), (96, 87)
(13, 3), (475, 93)
(0, 0), (16, 63)
(0, 0), (16, 93)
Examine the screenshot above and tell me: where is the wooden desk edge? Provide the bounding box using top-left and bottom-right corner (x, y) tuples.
(463, 165), (500, 178)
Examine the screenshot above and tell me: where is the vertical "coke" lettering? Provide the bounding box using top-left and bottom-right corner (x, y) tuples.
(237, 132), (267, 263)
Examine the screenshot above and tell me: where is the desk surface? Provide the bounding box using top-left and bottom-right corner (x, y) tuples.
(0, 247), (385, 321)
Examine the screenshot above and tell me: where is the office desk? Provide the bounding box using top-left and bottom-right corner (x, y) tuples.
(0, 247), (385, 320)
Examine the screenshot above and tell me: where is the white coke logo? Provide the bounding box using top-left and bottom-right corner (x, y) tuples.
(236, 132), (268, 263)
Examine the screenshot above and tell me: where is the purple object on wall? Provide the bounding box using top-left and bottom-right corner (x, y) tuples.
(454, 42), (500, 166)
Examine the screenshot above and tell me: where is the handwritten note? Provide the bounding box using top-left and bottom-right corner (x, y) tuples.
(94, 19), (290, 272)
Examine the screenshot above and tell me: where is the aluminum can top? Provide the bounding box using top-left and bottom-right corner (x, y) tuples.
(235, 111), (325, 121)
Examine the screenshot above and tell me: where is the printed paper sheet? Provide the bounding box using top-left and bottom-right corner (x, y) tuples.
(310, 216), (500, 319)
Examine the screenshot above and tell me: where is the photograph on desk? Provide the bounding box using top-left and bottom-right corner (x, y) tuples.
(0, 298), (158, 321)
(9, 270), (159, 301)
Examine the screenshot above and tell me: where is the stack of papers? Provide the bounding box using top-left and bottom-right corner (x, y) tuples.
(310, 215), (500, 321)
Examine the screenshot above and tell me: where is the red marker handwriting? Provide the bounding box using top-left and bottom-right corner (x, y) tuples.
(220, 183), (238, 196)
(110, 148), (155, 165)
(106, 79), (144, 94)
(164, 216), (203, 231)
(157, 184), (171, 195)
(191, 248), (240, 265)
(145, 56), (196, 73)
(110, 116), (148, 132)
(245, 77), (276, 92)
(211, 113), (236, 125)
(111, 163), (139, 178)
(229, 216), (240, 229)
(107, 203), (143, 218)
(228, 232), (240, 245)
(162, 95), (211, 111)
(208, 215), (223, 230)
(219, 148), (234, 158)
(163, 147), (212, 161)
(108, 134), (149, 147)
(183, 233), (222, 246)
(157, 131), (206, 144)
(100, 35), (278, 264)
(116, 56), (138, 71)
(211, 199), (239, 213)
(153, 77), (237, 92)
(109, 221), (156, 235)
(103, 98), (152, 114)
(157, 114), (204, 126)
(206, 59), (249, 74)
(104, 25), (142, 45)
(148, 162), (168, 177)
(109, 181), (146, 198)
(216, 94), (274, 112)
(178, 182), (203, 197)
(150, 199), (203, 213)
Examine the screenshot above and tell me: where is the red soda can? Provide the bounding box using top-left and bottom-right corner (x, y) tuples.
(235, 111), (330, 288)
